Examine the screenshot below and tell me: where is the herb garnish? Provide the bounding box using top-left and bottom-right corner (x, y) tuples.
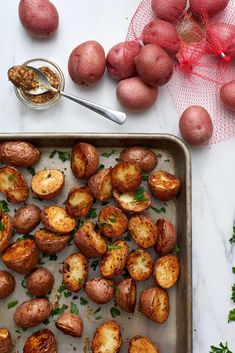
(95, 316), (102, 320)
(43, 319), (50, 325)
(28, 166), (36, 176)
(78, 278), (83, 285)
(49, 149), (57, 158)
(94, 307), (101, 315)
(91, 260), (99, 271)
(0, 221), (5, 231)
(151, 206), (166, 214)
(16, 234), (34, 242)
(70, 302), (79, 315)
(142, 175), (149, 181)
(8, 174), (14, 181)
(229, 226), (235, 243)
(101, 150), (115, 158)
(26, 291), (33, 298)
(8, 301), (18, 309)
(110, 307), (121, 318)
(64, 291), (72, 298)
(49, 255), (57, 261)
(133, 187), (148, 202)
(156, 153), (162, 158)
(210, 342), (232, 353)
(0, 200), (9, 212)
(80, 297), (88, 305)
(21, 277), (27, 289)
(58, 151), (70, 162)
(107, 244), (122, 251)
(228, 308), (235, 322)
(232, 267), (235, 274)
(231, 285), (235, 302)
(97, 164), (105, 172)
(52, 304), (67, 317)
(124, 233), (131, 242)
(174, 244), (181, 254)
(86, 208), (97, 219)
(109, 215), (117, 223)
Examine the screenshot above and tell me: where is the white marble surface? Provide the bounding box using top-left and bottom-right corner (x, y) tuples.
(1, 1), (235, 352)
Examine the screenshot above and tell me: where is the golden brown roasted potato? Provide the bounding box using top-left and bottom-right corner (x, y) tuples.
(71, 142), (99, 179)
(85, 278), (114, 304)
(100, 240), (129, 279)
(31, 169), (64, 200)
(127, 249), (154, 281)
(115, 278), (136, 313)
(0, 328), (13, 353)
(111, 161), (142, 193)
(0, 270), (15, 299)
(63, 253), (88, 292)
(113, 189), (151, 213)
(27, 267), (54, 297)
(0, 166), (29, 203)
(2, 239), (40, 274)
(23, 329), (57, 353)
(155, 218), (177, 256)
(128, 215), (157, 249)
(14, 298), (53, 328)
(148, 171), (181, 201)
(13, 204), (41, 235)
(98, 206), (128, 238)
(92, 320), (122, 353)
(35, 229), (69, 255)
(41, 206), (76, 234)
(0, 141), (40, 167)
(0, 213), (13, 252)
(55, 313), (83, 337)
(88, 167), (113, 201)
(139, 287), (169, 324)
(120, 147), (157, 172)
(128, 336), (160, 353)
(74, 221), (107, 258)
(66, 186), (94, 218)
(154, 254), (180, 289)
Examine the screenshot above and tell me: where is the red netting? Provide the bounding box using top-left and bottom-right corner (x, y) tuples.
(126, 0), (235, 144)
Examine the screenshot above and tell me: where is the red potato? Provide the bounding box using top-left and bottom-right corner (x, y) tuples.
(142, 20), (180, 55)
(135, 44), (173, 87)
(206, 23), (235, 58)
(139, 287), (170, 324)
(106, 41), (142, 80)
(189, 0), (229, 18)
(18, 0), (59, 38)
(0, 328), (13, 353)
(179, 106), (213, 145)
(115, 278), (136, 313)
(85, 278), (114, 304)
(120, 146), (157, 173)
(71, 142), (99, 179)
(26, 267), (54, 297)
(116, 77), (158, 112)
(55, 313), (83, 337)
(68, 41), (106, 86)
(220, 80), (235, 112)
(151, 0), (187, 22)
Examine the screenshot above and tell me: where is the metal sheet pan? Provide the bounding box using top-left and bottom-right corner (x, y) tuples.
(0, 133), (192, 353)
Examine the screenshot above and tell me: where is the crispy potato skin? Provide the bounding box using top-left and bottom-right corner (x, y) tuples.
(128, 215), (157, 249)
(113, 189), (151, 213)
(13, 204), (41, 234)
(155, 219), (177, 256)
(41, 206), (76, 234)
(154, 254), (180, 289)
(111, 161), (142, 193)
(0, 270), (15, 299)
(98, 206), (128, 238)
(0, 167), (29, 203)
(100, 240), (129, 279)
(74, 221), (107, 258)
(0, 213), (13, 253)
(92, 320), (122, 353)
(85, 278), (114, 304)
(115, 278), (136, 313)
(14, 298), (53, 328)
(128, 336), (160, 353)
(2, 239), (40, 274)
(27, 267), (54, 297)
(0, 141), (40, 167)
(23, 329), (57, 353)
(88, 167), (113, 202)
(0, 328), (13, 353)
(139, 287), (169, 324)
(127, 249), (154, 281)
(71, 143), (99, 179)
(120, 147), (157, 172)
(148, 171), (181, 201)
(31, 169), (64, 200)
(35, 229), (69, 255)
(66, 186), (94, 218)
(63, 253), (88, 292)
(55, 313), (83, 337)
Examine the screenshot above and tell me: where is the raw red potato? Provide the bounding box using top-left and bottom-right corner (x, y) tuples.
(206, 23), (235, 59)
(220, 80), (235, 112)
(189, 0), (229, 18)
(151, 0), (187, 22)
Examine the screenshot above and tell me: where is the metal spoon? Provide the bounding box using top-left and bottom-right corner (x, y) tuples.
(15, 65), (126, 125)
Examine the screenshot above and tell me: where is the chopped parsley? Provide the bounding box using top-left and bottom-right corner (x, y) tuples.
(101, 150), (115, 158)
(86, 208), (97, 219)
(143, 145), (148, 150)
(107, 244), (122, 251)
(28, 166), (36, 176)
(94, 307), (101, 315)
(80, 297), (88, 305)
(0, 200), (10, 212)
(21, 277), (27, 289)
(43, 319), (50, 325)
(49, 255), (57, 261)
(26, 291), (33, 298)
(229, 226), (235, 243)
(115, 158), (120, 162)
(164, 159), (170, 162)
(142, 175), (149, 181)
(231, 284), (235, 302)
(64, 291), (72, 298)
(70, 302), (79, 315)
(58, 151), (70, 162)
(133, 187), (148, 202)
(16, 234), (34, 242)
(174, 244), (181, 254)
(156, 153), (162, 158)
(232, 267), (235, 274)
(78, 278), (83, 285)
(95, 316), (102, 320)
(58, 283), (66, 294)
(52, 304), (67, 317)
(97, 164), (105, 172)
(109, 215), (117, 223)
(49, 149), (57, 158)
(91, 260), (99, 271)
(228, 308), (235, 322)
(8, 174), (14, 181)
(110, 307), (121, 318)
(210, 342), (232, 353)
(0, 221), (5, 231)
(124, 233), (131, 242)
(151, 206), (166, 214)
(7, 301), (18, 309)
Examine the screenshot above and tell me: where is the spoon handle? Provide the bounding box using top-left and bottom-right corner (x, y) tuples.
(60, 91), (126, 125)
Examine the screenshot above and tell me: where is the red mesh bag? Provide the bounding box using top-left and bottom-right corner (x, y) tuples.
(126, 0), (235, 144)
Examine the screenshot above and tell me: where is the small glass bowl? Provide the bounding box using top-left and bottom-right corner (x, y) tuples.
(13, 58), (65, 110)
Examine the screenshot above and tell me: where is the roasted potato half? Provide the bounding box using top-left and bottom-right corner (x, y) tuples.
(74, 221), (107, 258)
(31, 169), (64, 200)
(2, 239), (40, 274)
(0, 141), (40, 167)
(85, 278), (114, 304)
(98, 206), (128, 238)
(71, 142), (99, 179)
(129, 336), (160, 353)
(0, 213), (13, 253)
(35, 229), (69, 255)
(0, 270), (15, 299)
(127, 249), (154, 281)
(14, 298), (53, 328)
(41, 206), (76, 234)
(0, 166), (29, 203)
(55, 313), (83, 337)
(111, 161), (142, 193)
(128, 215), (157, 249)
(92, 320), (122, 353)
(27, 267), (54, 297)
(63, 253), (88, 292)
(155, 218), (177, 256)
(23, 329), (57, 353)
(120, 147), (157, 172)
(100, 240), (129, 279)
(113, 189), (151, 213)
(139, 287), (169, 324)
(115, 278), (136, 313)
(13, 204), (41, 235)
(148, 171), (181, 201)
(66, 186), (94, 218)
(88, 167), (113, 201)
(0, 328), (13, 353)
(154, 254), (180, 289)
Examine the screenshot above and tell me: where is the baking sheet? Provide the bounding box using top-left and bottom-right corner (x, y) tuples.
(0, 133), (192, 353)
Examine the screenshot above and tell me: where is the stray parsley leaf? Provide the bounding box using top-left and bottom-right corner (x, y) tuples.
(7, 301), (18, 309)
(174, 244), (181, 254)
(49, 149), (57, 158)
(16, 234), (34, 242)
(107, 244), (122, 251)
(228, 308), (235, 322)
(97, 164), (105, 172)
(142, 175), (149, 181)
(109, 215), (117, 223)
(91, 260), (99, 271)
(52, 304), (67, 317)
(94, 307), (101, 315)
(80, 297), (88, 305)
(151, 206), (166, 214)
(164, 159), (170, 162)
(133, 187), (148, 202)
(115, 158), (120, 162)
(78, 278), (83, 285)
(26, 291), (33, 298)
(124, 233), (131, 242)
(230, 226), (235, 243)
(28, 166), (36, 176)
(0, 221), (5, 231)
(8, 174), (14, 181)
(86, 208), (97, 219)
(101, 150), (115, 158)
(43, 319), (50, 325)
(58, 151), (70, 162)
(232, 267), (235, 274)
(64, 291), (72, 298)
(231, 284), (235, 302)
(156, 153), (162, 158)
(210, 342), (232, 353)
(70, 302), (79, 315)
(95, 316), (102, 320)
(21, 277), (27, 289)
(0, 200), (9, 212)
(49, 255), (57, 261)
(110, 307), (121, 318)
(58, 283), (66, 294)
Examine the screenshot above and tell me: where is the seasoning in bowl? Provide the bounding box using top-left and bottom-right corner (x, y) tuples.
(8, 66), (39, 91)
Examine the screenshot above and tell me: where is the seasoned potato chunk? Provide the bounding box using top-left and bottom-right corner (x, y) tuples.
(23, 329), (57, 353)
(0, 328), (13, 353)
(0, 166), (29, 203)
(35, 229), (69, 255)
(41, 206), (76, 234)
(100, 240), (129, 279)
(92, 320), (122, 353)
(88, 167), (113, 201)
(139, 287), (169, 324)
(128, 215), (157, 248)
(55, 313), (83, 337)
(71, 142), (99, 179)
(63, 253), (88, 292)
(85, 278), (114, 304)
(115, 278), (136, 313)
(155, 218), (177, 256)
(154, 254), (180, 289)
(111, 161), (142, 192)
(31, 169), (64, 200)
(0, 270), (15, 299)
(0, 213), (13, 252)
(129, 336), (159, 353)
(0, 141), (40, 167)
(113, 188), (151, 213)
(98, 206), (128, 238)
(66, 186), (94, 218)
(148, 171), (181, 201)
(13, 204), (41, 235)
(120, 146), (157, 172)
(127, 249), (154, 281)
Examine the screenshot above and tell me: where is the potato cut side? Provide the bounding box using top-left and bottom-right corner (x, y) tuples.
(128, 215), (157, 248)
(0, 213), (13, 252)
(71, 142), (99, 179)
(66, 186), (93, 218)
(63, 253), (88, 292)
(92, 320), (122, 353)
(35, 229), (69, 255)
(23, 329), (57, 353)
(115, 278), (136, 313)
(98, 206), (128, 238)
(100, 240), (129, 279)
(111, 161), (142, 193)
(113, 189), (151, 213)
(139, 287), (170, 324)
(41, 206), (76, 234)
(31, 169), (64, 199)
(88, 167), (113, 201)
(129, 336), (160, 353)
(0, 166), (29, 203)
(148, 170), (181, 201)
(127, 249), (154, 281)
(154, 254), (180, 289)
